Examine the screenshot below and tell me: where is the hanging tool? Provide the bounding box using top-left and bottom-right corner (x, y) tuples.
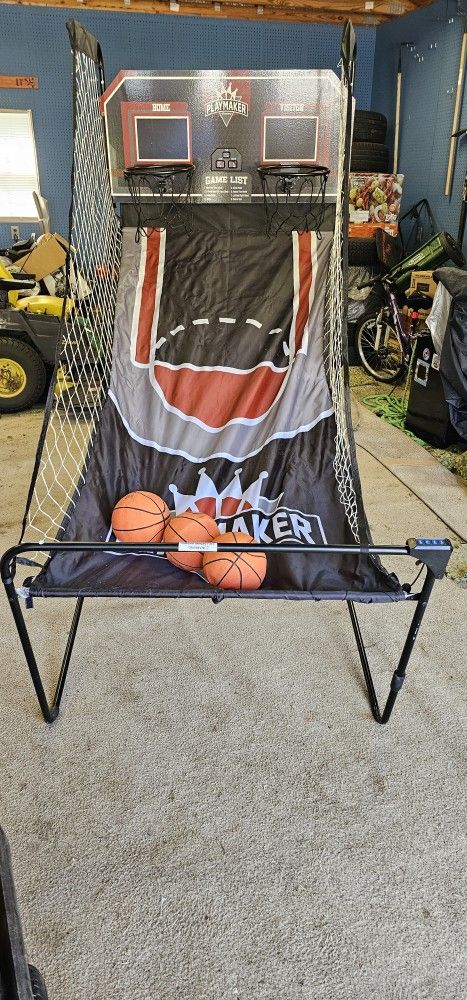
(393, 43), (414, 175)
(394, 51), (402, 174)
(445, 21), (467, 197)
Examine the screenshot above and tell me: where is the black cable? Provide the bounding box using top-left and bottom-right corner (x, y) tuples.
(404, 563), (425, 593)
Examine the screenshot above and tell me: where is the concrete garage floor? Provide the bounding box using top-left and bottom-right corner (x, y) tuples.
(0, 405), (466, 1000)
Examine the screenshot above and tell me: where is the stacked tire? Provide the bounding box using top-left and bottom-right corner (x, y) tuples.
(349, 109), (389, 267)
(351, 110), (389, 170)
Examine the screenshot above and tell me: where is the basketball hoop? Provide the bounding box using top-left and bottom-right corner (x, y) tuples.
(257, 164), (329, 238)
(124, 164), (195, 240)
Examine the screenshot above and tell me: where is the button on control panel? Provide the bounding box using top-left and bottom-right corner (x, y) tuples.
(211, 147), (242, 171)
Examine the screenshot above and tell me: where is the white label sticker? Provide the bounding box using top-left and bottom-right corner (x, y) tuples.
(178, 542), (218, 552)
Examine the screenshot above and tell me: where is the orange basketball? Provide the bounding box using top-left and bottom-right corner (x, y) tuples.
(203, 531), (267, 591)
(111, 491), (169, 543)
(163, 511), (218, 571)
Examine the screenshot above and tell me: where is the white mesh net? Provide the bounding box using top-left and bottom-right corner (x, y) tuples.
(324, 64), (360, 542)
(23, 46), (121, 543)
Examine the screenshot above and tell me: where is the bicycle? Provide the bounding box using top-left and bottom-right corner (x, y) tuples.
(355, 273), (433, 383)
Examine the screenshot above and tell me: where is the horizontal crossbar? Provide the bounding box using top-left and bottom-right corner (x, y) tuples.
(1, 537), (452, 581)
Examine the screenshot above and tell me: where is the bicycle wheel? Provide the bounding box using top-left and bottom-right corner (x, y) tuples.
(356, 312), (406, 382)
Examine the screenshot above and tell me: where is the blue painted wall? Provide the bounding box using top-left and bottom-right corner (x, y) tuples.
(2, 2), (465, 254)
(372, 0), (466, 246)
(0, 7), (376, 247)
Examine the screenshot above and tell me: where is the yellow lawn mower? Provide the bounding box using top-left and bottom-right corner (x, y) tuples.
(0, 260), (73, 413)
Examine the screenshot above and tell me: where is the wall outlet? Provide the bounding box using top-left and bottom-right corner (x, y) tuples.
(10, 225), (20, 242)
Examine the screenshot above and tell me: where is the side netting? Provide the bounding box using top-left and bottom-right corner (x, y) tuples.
(323, 23), (360, 543)
(20, 20), (121, 544)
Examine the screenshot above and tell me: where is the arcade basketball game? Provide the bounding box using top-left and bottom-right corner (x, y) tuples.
(1, 18), (451, 732)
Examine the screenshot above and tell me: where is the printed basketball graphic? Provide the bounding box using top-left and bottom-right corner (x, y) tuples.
(134, 228), (317, 426)
(110, 226), (333, 463)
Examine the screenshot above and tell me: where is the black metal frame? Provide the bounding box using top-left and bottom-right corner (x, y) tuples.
(1, 538), (451, 726)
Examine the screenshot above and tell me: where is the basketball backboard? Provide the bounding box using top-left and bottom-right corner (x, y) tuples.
(100, 69), (344, 204)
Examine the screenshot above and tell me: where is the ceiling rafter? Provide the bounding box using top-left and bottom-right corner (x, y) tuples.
(0, 0), (433, 25)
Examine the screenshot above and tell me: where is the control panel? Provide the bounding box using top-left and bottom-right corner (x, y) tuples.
(210, 148), (242, 171)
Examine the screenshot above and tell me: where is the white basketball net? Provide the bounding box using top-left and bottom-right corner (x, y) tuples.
(24, 47), (121, 542)
(324, 64), (360, 542)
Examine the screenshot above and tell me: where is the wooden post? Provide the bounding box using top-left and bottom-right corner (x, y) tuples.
(393, 52), (402, 174)
(445, 23), (467, 198)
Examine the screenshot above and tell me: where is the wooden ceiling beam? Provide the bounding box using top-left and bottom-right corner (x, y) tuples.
(0, 0), (396, 25)
(264, 0), (415, 13)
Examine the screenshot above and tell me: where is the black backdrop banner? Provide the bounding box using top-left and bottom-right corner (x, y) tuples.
(32, 226), (404, 602)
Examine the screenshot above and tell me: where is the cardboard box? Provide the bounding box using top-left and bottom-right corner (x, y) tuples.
(15, 233), (69, 281)
(349, 173), (404, 236)
(408, 270), (437, 300)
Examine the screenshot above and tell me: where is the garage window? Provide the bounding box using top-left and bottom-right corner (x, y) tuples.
(0, 109), (40, 222)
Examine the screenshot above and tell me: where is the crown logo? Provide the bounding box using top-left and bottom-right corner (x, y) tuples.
(218, 82), (239, 101)
(169, 467), (281, 520)
(205, 81), (249, 127)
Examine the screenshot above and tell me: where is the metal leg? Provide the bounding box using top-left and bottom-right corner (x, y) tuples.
(348, 569), (437, 724)
(53, 596), (84, 712)
(3, 573), (83, 723)
(1, 539), (449, 727)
